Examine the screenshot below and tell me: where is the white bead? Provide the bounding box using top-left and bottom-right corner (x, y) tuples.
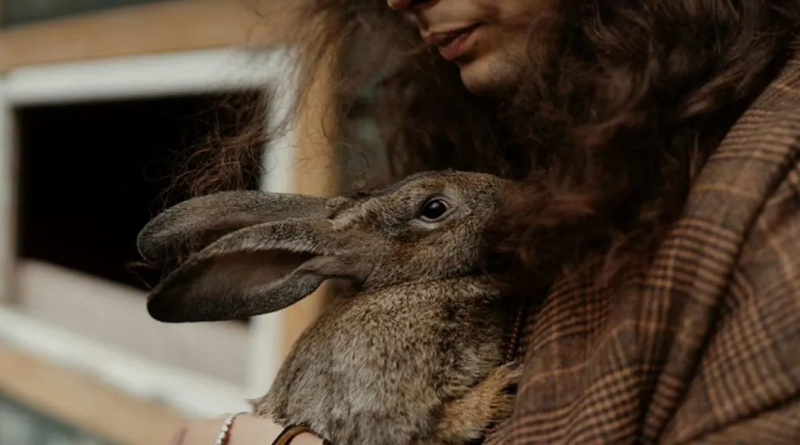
(214, 412), (248, 445)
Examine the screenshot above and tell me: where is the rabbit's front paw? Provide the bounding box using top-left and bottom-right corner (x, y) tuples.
(429, 362), (521, 444)
(482, 361), (522, 422)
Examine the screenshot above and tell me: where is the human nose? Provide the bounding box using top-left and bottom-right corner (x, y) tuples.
(386, 0), (431, 10)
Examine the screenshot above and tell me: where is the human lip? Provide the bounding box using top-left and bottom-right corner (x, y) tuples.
(423, 24), (481, 61)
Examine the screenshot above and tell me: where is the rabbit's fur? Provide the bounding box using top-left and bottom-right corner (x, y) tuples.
(138, 170), (521, 445)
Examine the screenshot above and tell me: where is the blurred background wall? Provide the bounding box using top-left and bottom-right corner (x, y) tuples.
(0, 1), (386, 444)
(1, 0), (167, 28)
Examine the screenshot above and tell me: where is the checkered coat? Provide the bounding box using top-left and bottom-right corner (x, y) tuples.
(485, 48), (800, 443)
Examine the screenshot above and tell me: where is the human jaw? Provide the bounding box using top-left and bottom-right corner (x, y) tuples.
(393, 0), (550, 95)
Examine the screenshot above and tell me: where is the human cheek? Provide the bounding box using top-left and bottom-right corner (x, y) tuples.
(473, 0), (553, 27)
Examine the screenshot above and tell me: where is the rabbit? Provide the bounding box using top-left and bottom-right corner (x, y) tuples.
(137, 170), (522, 445)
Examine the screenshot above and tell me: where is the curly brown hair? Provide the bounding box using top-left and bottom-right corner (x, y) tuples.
(180, 0), (800, 291)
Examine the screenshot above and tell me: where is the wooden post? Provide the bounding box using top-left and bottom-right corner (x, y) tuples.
(280, 45), (340, 359)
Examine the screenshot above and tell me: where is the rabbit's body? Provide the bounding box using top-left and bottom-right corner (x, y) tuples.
(254, 277), (516, 445)
(137, 170), (521, 445)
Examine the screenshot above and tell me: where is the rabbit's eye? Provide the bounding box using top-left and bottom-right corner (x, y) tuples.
(419, 198), (449, 221)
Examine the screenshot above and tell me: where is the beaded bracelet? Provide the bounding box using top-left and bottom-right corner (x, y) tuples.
(214, 412), (248, 445)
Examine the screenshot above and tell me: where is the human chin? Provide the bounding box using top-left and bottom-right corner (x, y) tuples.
(457, 53), (519, 96)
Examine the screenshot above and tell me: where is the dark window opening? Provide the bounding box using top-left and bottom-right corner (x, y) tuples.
(15, 92), (262, 291)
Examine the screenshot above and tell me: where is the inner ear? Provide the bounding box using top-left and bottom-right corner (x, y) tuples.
(147, 249), (318, 323)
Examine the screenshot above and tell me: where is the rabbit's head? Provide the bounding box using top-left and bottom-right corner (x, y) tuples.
(138, 170), (505, 323)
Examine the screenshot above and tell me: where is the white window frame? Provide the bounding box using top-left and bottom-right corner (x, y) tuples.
(0, 46), (301, 418)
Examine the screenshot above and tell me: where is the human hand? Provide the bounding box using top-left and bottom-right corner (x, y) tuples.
(168, 413), (325, 445)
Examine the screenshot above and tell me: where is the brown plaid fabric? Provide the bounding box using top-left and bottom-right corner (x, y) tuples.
(485, 48), (800, 443)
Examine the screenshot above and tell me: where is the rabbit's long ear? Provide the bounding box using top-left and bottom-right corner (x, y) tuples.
(138, 191), (329, 263)
(146, 219), (371, 323)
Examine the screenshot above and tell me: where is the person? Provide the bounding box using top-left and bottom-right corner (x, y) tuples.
(169, 0), (800, 443)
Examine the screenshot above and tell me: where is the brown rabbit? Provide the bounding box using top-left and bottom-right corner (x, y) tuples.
(137, 170), (521, 445)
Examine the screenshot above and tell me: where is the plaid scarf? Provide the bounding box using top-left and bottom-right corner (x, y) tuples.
(486, 45), (800, 444)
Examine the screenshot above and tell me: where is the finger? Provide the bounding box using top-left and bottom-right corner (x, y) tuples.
(168, 426), (187, 445)
(176, 418), (229, 445)
(227, 414), (286, 443)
